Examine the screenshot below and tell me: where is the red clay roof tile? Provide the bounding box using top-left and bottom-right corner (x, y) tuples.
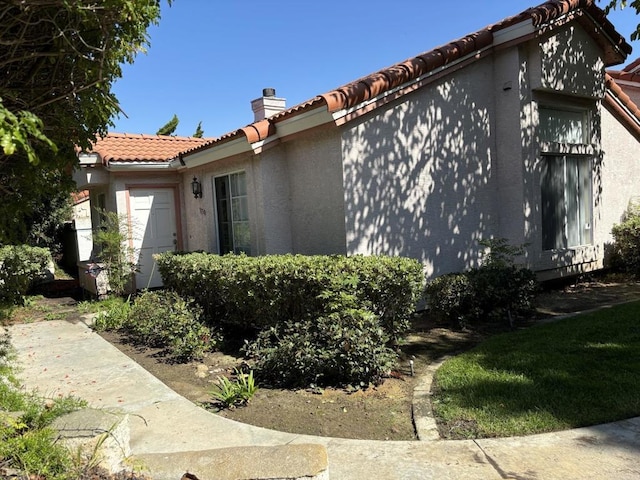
(183, 0), (631, 160)
(605, 72), (640, 138)
(87, 133), (209, 165)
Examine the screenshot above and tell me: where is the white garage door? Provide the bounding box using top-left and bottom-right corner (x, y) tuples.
(129, 188), (177, 289)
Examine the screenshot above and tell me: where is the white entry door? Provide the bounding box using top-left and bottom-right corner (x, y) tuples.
(129, 188), (177, 289)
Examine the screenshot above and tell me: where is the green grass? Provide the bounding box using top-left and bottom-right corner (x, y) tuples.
(432, 300), (640, 438)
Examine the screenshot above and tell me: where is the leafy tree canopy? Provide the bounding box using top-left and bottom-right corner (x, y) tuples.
(156, 114), (179, 136)
(0, 0), (169, 246)
(602, 0), (640, 40)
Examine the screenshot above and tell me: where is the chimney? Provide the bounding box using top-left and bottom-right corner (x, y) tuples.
(251, 88), (286, 122)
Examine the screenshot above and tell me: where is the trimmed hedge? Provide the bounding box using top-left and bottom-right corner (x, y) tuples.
(155, 252), (424, 343)
(0, 245), (53, 305)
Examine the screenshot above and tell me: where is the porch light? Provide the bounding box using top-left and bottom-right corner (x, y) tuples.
(191, 176), (202, 199)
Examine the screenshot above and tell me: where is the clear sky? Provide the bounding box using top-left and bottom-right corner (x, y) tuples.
(110, 0), (640, 139)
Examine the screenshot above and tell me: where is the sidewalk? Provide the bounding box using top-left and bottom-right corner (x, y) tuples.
(8, 318), (640, 479)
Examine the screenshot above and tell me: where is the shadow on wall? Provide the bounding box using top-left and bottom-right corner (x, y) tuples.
(342, 62), (498, 278)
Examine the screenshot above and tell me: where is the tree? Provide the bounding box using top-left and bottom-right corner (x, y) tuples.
(0, 1), (169, 246)
(156, 114), (179, 135)
(193, 121), (204, 138)
(602, 0), (640, 40)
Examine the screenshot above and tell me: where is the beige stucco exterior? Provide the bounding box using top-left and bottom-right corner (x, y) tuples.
(177, 18), (638, 281)
(76, 9), (639, 287)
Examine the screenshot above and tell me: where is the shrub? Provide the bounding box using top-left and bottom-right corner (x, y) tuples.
(124, 291), (215, 361)
(245, 291), (397, 387)
(0, 245), (53, 306)
(155, 252), (423, 344)
(611, 202), (640, 276)
(425, 239), (538, 328)
(92, 296), (133, 332)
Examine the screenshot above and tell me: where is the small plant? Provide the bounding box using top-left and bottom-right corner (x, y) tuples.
(92, 296), (133, 332)
(92, 209), (138, 297)
(210, 369), (258, 408)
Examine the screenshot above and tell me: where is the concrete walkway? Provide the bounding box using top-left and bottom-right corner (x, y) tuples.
(8, 318), (640, 479)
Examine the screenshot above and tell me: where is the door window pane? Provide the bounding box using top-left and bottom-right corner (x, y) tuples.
(215, 172), (250, 254)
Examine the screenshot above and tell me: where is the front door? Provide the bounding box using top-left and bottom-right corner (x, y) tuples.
(129, 188), (177, 289)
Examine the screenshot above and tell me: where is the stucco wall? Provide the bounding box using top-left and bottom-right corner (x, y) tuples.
(183, 156), (254, 253)
(341, 58), (499, 278)
(285, 127), (347, 255)
(525, 24), (609, 278)
(598, 106), (640, 254)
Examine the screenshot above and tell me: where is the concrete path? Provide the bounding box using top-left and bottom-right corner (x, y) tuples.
(8, 318), (640, 479)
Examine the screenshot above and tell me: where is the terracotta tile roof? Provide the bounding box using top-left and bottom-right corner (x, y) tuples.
(608, 58), (640, 83)
(87, 133), (210, 165)
(71, 190), (90, 205)
(183, 0), (631, 159)
(605, 73), (640, 138)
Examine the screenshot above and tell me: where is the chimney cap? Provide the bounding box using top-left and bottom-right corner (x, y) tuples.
(262, 87), (276, 97)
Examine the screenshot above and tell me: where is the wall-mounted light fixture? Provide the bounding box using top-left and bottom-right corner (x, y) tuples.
(191, 176), (202, 199)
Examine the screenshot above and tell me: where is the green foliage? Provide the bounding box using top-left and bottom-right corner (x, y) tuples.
(0, 428), (72, 479)
(92, 296), (133, 332)
(193, 121), (204, 138)
(425, 239), (538, 328)
(96, 291), (216, 362)
(611, 202), (640, 276)
(0, 245), (53, 306)
(156, 114), (179, 135)
(245, 291), (397, 387)
(0, 328), (85, 479)
(156, 252), (423, 344)
(210, 369), (258, 408)
(0, 0), (168, 247)
(92, 209), (137, 297)
(602, 0), (640, 40)
(0, 99), (57, 164)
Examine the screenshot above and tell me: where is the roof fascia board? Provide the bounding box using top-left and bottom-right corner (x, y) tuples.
(78, 153), (100, 165)
(107, 162), (176, 172)
(582, 10), (628, 63)
(270, 107), (335, 141)
(611, 79), (640, 89)
(605, 88), (640, 131)
(182, 136), (252, 169)
(493, 19), (535, 47)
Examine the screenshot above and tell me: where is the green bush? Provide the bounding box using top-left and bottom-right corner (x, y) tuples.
(0, 245), (53, 305)
(101, 291), (216, 362)
(244, 291), (397, 387)
(155, 252), (423, 343)
(611, 203), (640, 276)
(425, 239), (538, 328)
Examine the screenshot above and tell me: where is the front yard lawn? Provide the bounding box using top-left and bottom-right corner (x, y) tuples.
(433, 300), (640, 438)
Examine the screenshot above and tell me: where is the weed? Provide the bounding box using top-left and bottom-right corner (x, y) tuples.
(211, 369), (258, 408)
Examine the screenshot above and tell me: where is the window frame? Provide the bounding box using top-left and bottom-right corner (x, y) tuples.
(213, 171), (251, 255)
(538, 102), (595, 252)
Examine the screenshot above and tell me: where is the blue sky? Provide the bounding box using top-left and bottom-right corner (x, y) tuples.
(110, 0), (640, 138)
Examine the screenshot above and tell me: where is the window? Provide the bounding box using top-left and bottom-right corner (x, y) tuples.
(214, 172), (250, 254)
(539, 106), (593, 251)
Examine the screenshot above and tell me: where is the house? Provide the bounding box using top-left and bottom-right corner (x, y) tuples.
(75, 0), (640, 288)
(73, 133), (209, 289)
